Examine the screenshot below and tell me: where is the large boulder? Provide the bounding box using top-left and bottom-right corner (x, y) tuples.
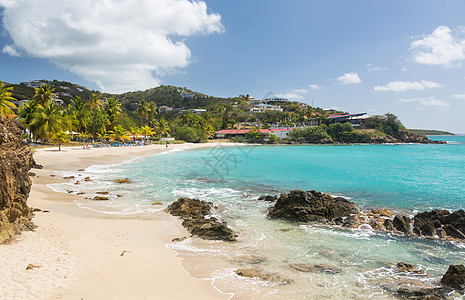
(0, 117), (35, 243)
(412, 209), (465, 240)
(166, 197), (237, 242)
(392, 215), (412, 235)
(440, 265), (465, 290)
(267, 190), (360, 223)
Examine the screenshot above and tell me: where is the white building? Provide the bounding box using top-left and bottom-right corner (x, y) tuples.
(250, 104), (284, 113)
(159, 106), (173, 113)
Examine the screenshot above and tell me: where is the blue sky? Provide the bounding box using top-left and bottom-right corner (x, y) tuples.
(1, 0), (465, 132)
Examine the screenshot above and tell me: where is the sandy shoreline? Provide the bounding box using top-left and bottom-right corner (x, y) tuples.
(0, 143), (229, 300)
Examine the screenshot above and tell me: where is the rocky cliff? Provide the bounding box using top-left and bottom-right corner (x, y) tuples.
(0, 116), (35, 243)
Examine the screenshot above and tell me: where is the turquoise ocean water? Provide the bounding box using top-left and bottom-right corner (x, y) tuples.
(51, 135), (465, 298)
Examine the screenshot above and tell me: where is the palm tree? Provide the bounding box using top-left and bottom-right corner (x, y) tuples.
(30, 102), (65, 141)
(33, 83), (55, 106)
(147, 101), (158, 127)
(50, 131), (71, 151)
(140, 125), (154, 143)
(136, 99), (150, 125)
(89, 94), (104, 140)
(130, 126), (141, 143)
(0, 81), (17, 118)
(204, 124), (215, 139)
(70, 96), (90, 133)
(155, 118), (170, 139)
(104, 96), (122, 131)
(109, 125), (130, 142)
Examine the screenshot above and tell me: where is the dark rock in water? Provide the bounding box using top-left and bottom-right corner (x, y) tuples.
(63, 176), (75, 180)
(289, 263), (342, 274)
(257, 195), (278, 202)
(235, 267), (294, 285)
(0, 116), (36, 243)
(96, 191), (109, 195)
(115, 178), (130, 184)
(267, 190), (359, 223)
(166, 197), (237, 242)
(92, 196), (109, 201)
(84, 176), (92, 182)
(343, 214), (361, 228)
(393, 262), (425, 274)
(233, 255), (266, 264)
(182, 216), (236, 241)
(412, 209), (465, 240)
(440, 265), (465, 290)
(443, 224), (465, 240)
(28, 172), (36, 177)
(166, 197), (212, 219)
(392, 215), (412, 234)
(383, 218), (395, 231)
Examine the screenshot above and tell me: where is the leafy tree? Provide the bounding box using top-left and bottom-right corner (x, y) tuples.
(104, 96), (122, 131)
(50, 131), (71, 151)
(175, 125), (207, 143)
(136, 99), (150, 125)
(245, 129), (265, 143)
(17, 100), (38, 129)
(0, 81), (17, 117)
(30, 102), (65, 141)
(33, 83), (55, 106)
(70, 96), (90, 133)
(89, 94), (104, 140)
(109, 125), (130, 142)
(140, 125), (154, 142)
(147, 101), (158, 127)
(155, 118), (170, 138)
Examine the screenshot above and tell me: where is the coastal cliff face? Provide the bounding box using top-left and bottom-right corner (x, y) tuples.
(0, 116), (35, 243)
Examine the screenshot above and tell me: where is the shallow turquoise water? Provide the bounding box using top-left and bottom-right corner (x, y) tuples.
(119, 135), (465, 212)
(57, 136), (465, 298)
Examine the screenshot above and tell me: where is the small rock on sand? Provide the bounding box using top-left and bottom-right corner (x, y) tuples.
(25, 264), (42, 270)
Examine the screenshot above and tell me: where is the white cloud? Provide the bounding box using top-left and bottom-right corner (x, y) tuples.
(452, 93), (465, 100)
(309, 84), (323, 90)
(0, 0), (223, 93)
(2, 44), (20, 56)
(366, 63), (387, 72)
(411, 25), (465, 67)
(337, 72), (361, 85)
(275, 88), (309, 100)
(373, 80), (442, 92)
(401, 66), (408, 72)
(399, 96), (450, 107)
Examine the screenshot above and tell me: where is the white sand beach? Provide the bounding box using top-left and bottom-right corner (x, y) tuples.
(0, 144), (229, 300)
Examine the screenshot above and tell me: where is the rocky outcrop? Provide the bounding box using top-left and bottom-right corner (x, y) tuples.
(440, 265), (465, 290)
(0, 117), (35, 243)
(391, 264), (465, 298)
(389, 209), (465, 241)
(166, 197), (237, 241)
(267, 190), (360, 223)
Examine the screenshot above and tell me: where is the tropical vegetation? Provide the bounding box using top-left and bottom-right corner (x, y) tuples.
(2, 79), (423, 146)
